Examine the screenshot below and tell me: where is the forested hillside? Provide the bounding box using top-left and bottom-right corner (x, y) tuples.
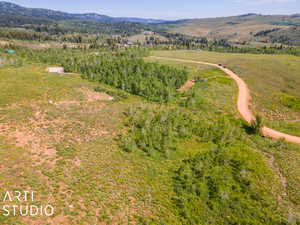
(1, 2), (300, 45)
(163, 13), (300, 45)
(0, 1), (158, 35)
(255, 26), (300, 46)
(0, 1), (167, 24)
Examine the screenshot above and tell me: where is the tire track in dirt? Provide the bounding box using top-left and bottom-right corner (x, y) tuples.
(150, 56), (300, 145)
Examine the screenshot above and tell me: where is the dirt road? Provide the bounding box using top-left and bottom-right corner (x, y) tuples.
(150, 56), (300, 145)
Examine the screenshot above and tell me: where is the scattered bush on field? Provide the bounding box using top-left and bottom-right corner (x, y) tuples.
(121, 106), (287, 224)
(178, 85), (205, 110)
(172, 145), (287, 225)
(121, 106), (195, 157)
(249, 115), (264, 135)
(0, 55), (23, 68)
(121, 106), (244, 157)
(281, 93), (300, 111)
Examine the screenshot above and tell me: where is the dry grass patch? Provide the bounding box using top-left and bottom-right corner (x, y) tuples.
(81, 87), (114, 102)
(0, 100), (111, 169)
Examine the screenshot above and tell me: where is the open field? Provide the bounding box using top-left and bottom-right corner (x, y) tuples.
(0, 49), (299, 224)
(1, 1), (300, 224)
(127, 33), (168, 44)
(150, 50), (300, 137)
(0, 63), (162, 224)
(168, 22), (286, 42)
(147, 52), (300, 220)
(0, 58), (241, 224)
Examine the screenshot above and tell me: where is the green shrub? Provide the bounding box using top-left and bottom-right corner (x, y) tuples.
(197, 116), (243, 146)
(281, 93), (300, 111)
(0, 54), (23, 68)
(249, 115), (264, 135)
(178, 85), (205, 109)
(121, 107), (196, 157)
(121, 105), (246, 157)
(173, 145), (287, 225)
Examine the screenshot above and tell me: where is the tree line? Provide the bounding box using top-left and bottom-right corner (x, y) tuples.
(16, 48), (188, 103)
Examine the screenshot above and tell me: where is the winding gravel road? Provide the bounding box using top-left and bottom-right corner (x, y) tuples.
(150, 56), (300, 145)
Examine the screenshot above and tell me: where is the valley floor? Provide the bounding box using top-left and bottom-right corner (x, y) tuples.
(0, 50), (299, 224)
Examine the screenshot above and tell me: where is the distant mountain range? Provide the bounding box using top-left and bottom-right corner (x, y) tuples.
(0, 1), (299, 45)
(0, 1), (169, 24)
(162, 13), (300, 45)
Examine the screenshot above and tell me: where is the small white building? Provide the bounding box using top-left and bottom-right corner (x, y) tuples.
(143, 31), (154, 35)
(47, 67), (65, 73)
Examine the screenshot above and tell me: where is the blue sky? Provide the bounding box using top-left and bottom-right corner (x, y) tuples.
(5, 0), (300, 19)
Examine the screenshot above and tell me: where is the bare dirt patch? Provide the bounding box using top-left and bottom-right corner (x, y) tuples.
(2, 112), (65, 166)
(0, 40), (10, 46)
(1, 100), (110, 166)
(7, 124), (59, 168)
(178, 80), (195, 92)
(56, 100), (80, 106)
(81, 88), (114, 102)
(22, 214), (71, 225)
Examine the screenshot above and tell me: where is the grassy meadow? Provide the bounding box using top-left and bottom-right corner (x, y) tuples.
(150, 50), (300, 137)
(168, 22), (284, 42)
(0, 49), (299, 224)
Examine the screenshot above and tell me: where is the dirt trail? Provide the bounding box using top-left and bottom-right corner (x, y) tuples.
(179, 80), (195, 92)
(150, 56), (300, 145)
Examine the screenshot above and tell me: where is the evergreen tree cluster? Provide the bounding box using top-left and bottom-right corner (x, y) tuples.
(16, 48), (188, 102)
(0, 28), (109, 44)
(78, 55), (187, 102)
